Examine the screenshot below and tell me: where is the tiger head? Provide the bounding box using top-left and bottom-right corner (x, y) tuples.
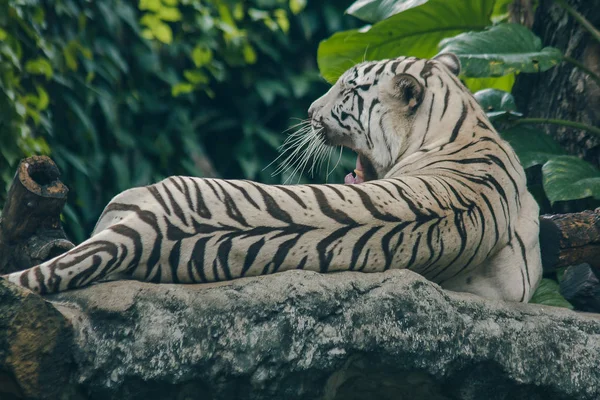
(308, 53), (463, 183)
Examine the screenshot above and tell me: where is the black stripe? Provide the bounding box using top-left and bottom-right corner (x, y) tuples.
(213, 180), (250, 227)
(381, 224), (409, 270)
(449, 102), (467, 142)
(271, 237), (302, 273)
(362, 64), (376, 74)
(190, 237), (211, 282)
(346, 184), (402, 222)
(192, 179), (212, 218)
(177, 177), (195, 211)
(242, 237), (266, 276)
(226, 180), (261, 209)
(310, 186), (356, 225)
(163, 181), (188, 224)
(147, 185), (171, 216)
(326, 185), (347, 201)
(350, 226), (383, 270)
(405, 233), (422, 270)
(217, 239), (233, 280)
(110, 224), (143, 273)
(419, 93), (436, 148)
(515, 232), (531, 288)
(169, 240), (182, 283)
(440, 86), (451, 118)
(252, 183), (294, 223)
(317, 226), (354, 272)
(277, 185), (309, 208)
(203, 179), (223, 203)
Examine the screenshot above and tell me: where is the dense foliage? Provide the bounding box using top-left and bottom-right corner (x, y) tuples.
(0, 0), (358, 241)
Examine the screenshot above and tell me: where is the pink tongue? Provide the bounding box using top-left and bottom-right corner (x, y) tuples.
(344, 155), (365, 184)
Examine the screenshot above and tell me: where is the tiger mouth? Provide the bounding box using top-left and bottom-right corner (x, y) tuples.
(314, 126), (377, 184)
(345, 153), (378, 184)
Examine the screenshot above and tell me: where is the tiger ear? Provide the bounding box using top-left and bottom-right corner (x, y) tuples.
(433, 53), (461, 76)
(385, 73), (424, 112)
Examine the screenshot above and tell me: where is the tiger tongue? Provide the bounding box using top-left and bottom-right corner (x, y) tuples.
(344, 155), (365, 184)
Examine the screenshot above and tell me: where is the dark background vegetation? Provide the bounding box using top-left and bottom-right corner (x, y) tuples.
(1, 0), (599, 248)
(0, 0), (359, 242)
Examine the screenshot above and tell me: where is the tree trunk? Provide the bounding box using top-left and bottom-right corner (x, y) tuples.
(512, 0), (600, 166)
(0, 156), (74, 274)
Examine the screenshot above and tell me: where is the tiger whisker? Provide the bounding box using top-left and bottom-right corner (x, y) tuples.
(326, 146), (344, 182)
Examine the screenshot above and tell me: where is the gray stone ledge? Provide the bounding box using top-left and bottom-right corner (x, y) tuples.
(2, 269), (600, 399)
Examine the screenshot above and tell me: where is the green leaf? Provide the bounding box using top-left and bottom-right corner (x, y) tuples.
(25, 58), (53, 79)
(141, 14), (173, 44)
(318, 0), (494, 83)
(542, 155), (600, 202)
(157, 7), (182, 22)
(35, 85), (49, 111)
(500, 126), (566, 169)
(63, 41), (79, 71)
(473, 88), (521, 120)
(139, 0), (161, 12)
(184, 69), (209, 85)
(172, 82), (194, 97)
(191, 46), (213, 68)
(529, 279), (573, 309)
(141, 29), (154, 40)
(439, 23), (563, 78)
(243, 43), (257, 64)
(289, 0), (306, 15)
(463, 74), (515, 93)
(346, 0), (428, 23)
(0, 28), (8, 41)
(152, 21), (173, 44)
(274, 9), (290, 34)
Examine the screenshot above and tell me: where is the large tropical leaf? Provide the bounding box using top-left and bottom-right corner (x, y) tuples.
(318, 0), (495, 83)
(474, 88), (520, 119)
(500, 126), (566, 169)
(346, 0), (428, 23)
(529, 279), (573, 309)
(463, 74), (515, 93)
(439, 23), (562, 78)
(542, 156), (600, 202)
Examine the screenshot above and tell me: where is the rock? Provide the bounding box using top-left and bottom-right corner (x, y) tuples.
(2, 269), (600, 399)
(0, 277), (72, 399)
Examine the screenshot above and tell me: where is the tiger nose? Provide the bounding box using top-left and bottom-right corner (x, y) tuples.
(308, 102), (321, 120)
(308, 103), (316, 120)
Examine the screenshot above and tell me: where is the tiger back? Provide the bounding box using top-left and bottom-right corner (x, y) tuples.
(4, 53), (542, 302)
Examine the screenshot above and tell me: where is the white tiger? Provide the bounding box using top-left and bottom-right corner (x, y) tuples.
(3, 53), (542, 302)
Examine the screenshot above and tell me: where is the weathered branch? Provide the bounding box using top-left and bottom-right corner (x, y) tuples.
(0, 156), (74, 274)
(539, 208), (600, 274)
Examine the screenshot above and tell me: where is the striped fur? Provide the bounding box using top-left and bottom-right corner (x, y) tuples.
(3, 54), (542, 301)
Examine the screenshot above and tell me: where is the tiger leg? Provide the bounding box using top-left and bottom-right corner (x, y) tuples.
(442, 195), (542, 302)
